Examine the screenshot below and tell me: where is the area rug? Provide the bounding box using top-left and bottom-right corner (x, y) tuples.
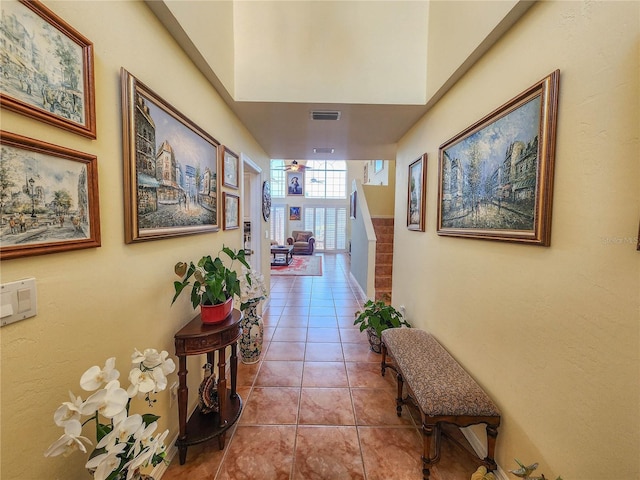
(271, 255), (322, 276)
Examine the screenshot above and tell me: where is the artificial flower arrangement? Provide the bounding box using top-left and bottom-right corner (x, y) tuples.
(44, 348), (176, 480)
(238, 265), (268, 310)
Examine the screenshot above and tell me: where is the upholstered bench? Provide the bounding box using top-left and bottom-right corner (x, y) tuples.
(381, 328), (501, 480)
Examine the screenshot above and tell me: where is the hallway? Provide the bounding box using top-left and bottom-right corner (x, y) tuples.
(163, 253), (481, 479)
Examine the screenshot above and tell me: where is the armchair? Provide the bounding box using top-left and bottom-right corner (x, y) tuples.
(287, 230), (316, 255)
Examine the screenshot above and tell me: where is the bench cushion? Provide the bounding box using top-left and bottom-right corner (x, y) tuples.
(381, 328), (500, 418)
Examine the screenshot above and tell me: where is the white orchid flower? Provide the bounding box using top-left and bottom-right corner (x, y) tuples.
(96, 414), (143, 451)
(53, 391), (84, 427)
(44, 419), (92, 457)
(83, 380), (129, 418)
(131, 420), (158, 457)
(126, 428), (168, 475)
(85, 442), (127, 480)
(80, 357), (120, 391)
(158, 351), (176, 377)
(127, 367), (157, 396)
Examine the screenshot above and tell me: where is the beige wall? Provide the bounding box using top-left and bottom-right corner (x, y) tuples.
(394, 1), (639, 479)
(363, 161), (396, 218)
(0, 1), (269, 479)
(233, 1), (428, 104)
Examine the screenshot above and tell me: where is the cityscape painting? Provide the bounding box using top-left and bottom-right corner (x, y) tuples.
(121, 69), (220, 243)
(437, 70), (560, 246)
(0, 131), (101, 259)
(0, 0), (96, 138)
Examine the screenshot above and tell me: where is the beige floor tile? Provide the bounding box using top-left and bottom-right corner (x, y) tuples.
(298, 387), (355, 425)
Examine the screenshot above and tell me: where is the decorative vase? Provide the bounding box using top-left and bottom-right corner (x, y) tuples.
(200, 296), (233, 324)
(239, 301), (264, 364)
(366, 326), (382, 354)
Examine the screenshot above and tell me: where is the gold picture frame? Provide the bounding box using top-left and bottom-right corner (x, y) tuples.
(437, 70), (560, 246)
(121, 69), (220, 243)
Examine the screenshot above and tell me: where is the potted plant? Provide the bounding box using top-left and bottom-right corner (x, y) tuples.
(508, 459), (562, 480)
(172, 246), (250, 324)
(44, 348), (176, 480)
(354, 299), (411, 353)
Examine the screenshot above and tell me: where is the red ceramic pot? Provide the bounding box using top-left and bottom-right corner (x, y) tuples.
(200, 296), (233, 324)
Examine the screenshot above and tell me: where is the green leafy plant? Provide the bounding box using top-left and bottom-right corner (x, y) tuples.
(354, 299), (411, 337)
(172, 246), (250, 308)
(509, 459), (563, 480)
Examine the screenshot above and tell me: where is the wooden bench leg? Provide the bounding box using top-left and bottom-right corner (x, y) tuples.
(484, 424), (499, 471)
(395, 372), (404, 417)
(421, 423), (442, 480)
(381, 342), (387, 376)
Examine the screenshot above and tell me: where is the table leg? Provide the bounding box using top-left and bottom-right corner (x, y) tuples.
(217, 346), (227, 428)
(177, 355), (188, 464)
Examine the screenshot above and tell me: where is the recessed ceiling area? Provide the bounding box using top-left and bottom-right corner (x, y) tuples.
(145, 1), (532, 161)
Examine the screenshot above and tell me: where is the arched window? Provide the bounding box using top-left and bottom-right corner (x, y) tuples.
(305, 160), (347, 199)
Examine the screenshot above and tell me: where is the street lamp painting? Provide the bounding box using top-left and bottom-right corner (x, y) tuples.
(28, 177), (36, 218)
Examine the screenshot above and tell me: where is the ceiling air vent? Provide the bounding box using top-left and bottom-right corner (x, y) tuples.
(310, 110), (341, 121)
(313, 148), (335, 154)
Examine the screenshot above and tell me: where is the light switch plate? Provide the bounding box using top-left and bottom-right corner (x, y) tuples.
(1, 278), (37, 326)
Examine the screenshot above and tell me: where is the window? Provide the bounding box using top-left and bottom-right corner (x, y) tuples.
(304, 206), (347, 251)
(270, 204), (286, 245)
(270, 160), (286, 198)
(304, 160), (347, 199)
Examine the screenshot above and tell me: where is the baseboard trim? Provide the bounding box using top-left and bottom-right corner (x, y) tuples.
(460, 426), (509, 480)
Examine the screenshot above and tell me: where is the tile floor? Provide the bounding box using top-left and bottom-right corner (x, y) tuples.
(162, 254), (482, 480)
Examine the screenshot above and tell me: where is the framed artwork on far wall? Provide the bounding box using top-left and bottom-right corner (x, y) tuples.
(407, 154), (427, 231)
(287, 171), (303, 196)
(437, 70), (560, 246)
(223, 192), (239, 230)
(289, 206), (301, 221)
(0, 130), (101, 259)
(0, 0), (97, 138)
(221, 146), (239, 189)
(121, 69), (220, 243)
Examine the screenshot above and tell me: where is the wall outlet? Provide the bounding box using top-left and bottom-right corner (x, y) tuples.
(169, 382), (178, 408)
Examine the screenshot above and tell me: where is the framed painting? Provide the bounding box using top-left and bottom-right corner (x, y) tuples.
(407, 154), (427, 231)
(223, 192), (239, 230)
(289, 206), (301, 221)
(221, 146), (239, 189)
(0, 0), (96, 138)
(350, 191), (357, 219)
(437, 70), (560, 246)
(287, 171), (303, 196)
(0, 131), (101, 259)
(121, 69), (220, 243)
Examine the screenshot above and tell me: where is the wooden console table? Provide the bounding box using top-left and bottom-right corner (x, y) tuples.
(174, 309), (243, 465)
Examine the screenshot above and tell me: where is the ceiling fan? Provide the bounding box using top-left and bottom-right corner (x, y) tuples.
(283, 160), (313, 172)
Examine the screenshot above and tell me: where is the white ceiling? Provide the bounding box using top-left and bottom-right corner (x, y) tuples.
(145, 0), (432, 161)
(145, 1), (531, 162)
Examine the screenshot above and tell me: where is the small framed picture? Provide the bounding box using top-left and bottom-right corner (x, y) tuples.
(223, 192), (239, 230)
(289, 206), (301, 221)
(287, 171), (304, 196)
(222, 146), (239, 189)
(407, 154), (427, 231)
(0, 131), (101, 259)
